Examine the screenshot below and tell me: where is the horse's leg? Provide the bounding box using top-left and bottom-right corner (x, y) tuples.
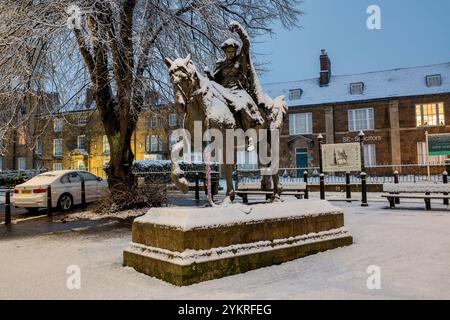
(223, 164), (235, 202)
(170, 141), (189, 194)
(272, 173), (282, 202)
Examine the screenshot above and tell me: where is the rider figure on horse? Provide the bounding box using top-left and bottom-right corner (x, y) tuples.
(206, 22), (265, 129)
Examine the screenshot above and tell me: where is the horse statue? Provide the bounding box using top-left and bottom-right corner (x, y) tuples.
(165, 54), (287, 204)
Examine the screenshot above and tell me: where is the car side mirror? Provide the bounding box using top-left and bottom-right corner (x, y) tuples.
(97, 177), (103, 181)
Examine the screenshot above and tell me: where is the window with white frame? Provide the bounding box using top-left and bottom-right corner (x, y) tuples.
(416, 102), (445, 126)
(53, 139), (63, 157)
(363, 144), (376, 167)
(149, 116), (159, 128)
(53, 163), (63, 171)
(18, 157), (26, 171)
(289, 113), (312, 135)
(348, 108), (374, 131)
(36, 140), (42, 157)
(417, 142), (446, 165)
(103, 135), (110, 154)
(426, 74), (442, 87)
(147, 135), (163, 152)
(169, 114), (178, 127)
(78, 115), (88, 125)
(289, 89), (302, 101)
(77, 135), (86, 151)
(54, 118), (64, 132)
(350, 82), (364, 95)
(169, 134), (178, 150)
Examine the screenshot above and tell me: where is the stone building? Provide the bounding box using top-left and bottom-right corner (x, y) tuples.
(264, 50), (450, 171)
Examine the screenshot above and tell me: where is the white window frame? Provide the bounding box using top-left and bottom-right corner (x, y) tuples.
(149, 116), (159, 128)
(289, 89), (302, 101)
(102, 135), (110, 155)
(426, 74), (442, 87)
(36, 140), (42, 156)
(363, 144), (376, 167)
(18, 157), (26, 171)
(77, 135), (86, 151)
(348, 108), (374, 132)
(416, 102), (445, 127)
(289, 113), (313, 135)
(350, 82), (364, 95)
(53, 163), (63, 171)
(53, 139), (63, 157)
(78, 115), (88, 125)
(54, 118), (64, 133)
(169, 114), (178, 127)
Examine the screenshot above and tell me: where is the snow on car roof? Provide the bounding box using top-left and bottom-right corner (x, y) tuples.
(264, 62), (450, 108)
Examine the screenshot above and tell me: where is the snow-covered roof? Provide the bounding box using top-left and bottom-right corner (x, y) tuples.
(264, 62), (450, 108)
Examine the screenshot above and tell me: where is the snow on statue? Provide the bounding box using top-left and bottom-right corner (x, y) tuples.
(165, 22), (287, 204)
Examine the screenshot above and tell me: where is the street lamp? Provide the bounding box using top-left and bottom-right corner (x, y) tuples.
(358, 131), (365, 173)
(317, 134), (324, 173)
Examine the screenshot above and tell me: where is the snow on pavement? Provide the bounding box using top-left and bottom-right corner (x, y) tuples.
(0, 201), (449, 299)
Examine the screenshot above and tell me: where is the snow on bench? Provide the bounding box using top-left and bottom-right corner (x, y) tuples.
(383, 183), (450, 193)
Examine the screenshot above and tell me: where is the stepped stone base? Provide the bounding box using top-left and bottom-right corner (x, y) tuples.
(123, 200), (352, 286)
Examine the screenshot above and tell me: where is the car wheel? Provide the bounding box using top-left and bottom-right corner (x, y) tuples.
(25, 208), (39, 214)
(57, 193), (73, 212)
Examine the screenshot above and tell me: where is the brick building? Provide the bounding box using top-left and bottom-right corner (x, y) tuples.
(264, 50), (450, 171)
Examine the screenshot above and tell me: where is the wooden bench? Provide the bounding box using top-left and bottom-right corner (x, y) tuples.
(382, 183), (450, 210)
(236, 182), (307, 204)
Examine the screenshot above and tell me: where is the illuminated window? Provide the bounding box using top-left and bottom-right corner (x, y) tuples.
(53, 163), (63, 171)
(416, 103), (444, 126)
(18, 126), (26, 145)
(102, 135), (110, 155)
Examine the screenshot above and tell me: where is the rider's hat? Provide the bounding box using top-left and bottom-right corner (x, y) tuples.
(220, 38), (240, 51)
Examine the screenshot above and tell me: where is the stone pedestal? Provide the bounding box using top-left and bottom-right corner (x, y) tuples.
(123, 200), (352, 286)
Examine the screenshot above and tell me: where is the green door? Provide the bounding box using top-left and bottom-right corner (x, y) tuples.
(296, 148), (308, 177)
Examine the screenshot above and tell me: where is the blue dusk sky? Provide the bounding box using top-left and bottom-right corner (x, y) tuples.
(254, 0), (450, 84)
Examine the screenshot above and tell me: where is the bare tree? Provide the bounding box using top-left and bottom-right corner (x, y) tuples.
(0, 0), (302, 198)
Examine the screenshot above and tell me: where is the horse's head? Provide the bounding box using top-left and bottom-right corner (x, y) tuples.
(165, 54), (198, 114)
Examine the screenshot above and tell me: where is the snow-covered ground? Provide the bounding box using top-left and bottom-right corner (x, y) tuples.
(0, 201), (449, 299)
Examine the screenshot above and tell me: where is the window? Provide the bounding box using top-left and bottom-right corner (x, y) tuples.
(149, 116), (159, 128)
(169, 114), (178, 127)
(67, 172), (81, 183)
(53, 163), (63, 171)
(416, 103), (445, 126)
(348, 108), (374, 131)
(289, 113), (313, 135)
(77, 135), (86, 151)
(54, 118), (64, 133)
(363, 144), (376, 167)
(417, 142), (446, 165)
(18, 126), (26, 145)
(426, 74), (442, 87)
(77, 160), (86, 170)
(78, 115), (88, 125)
(103, 135), (110, 155)
(237, 150), (258, 169)
(169, 134), (178, 150)
(36, 140), (42, 156)
(80, 172), (98, 181)
(18, 157), (26, 171)
(289, 89), (302, 101)
(0, 156), (3, 171)
(147, 135), (163, 152)
(350, 82), (364, 95)
(53, 139), (63, 157)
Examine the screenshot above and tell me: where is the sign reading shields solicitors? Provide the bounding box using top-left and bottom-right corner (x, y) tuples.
(322, 143), (362, 173)
(428, 133), (450, 156)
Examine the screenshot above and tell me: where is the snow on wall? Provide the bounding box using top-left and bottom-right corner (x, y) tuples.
(135, 199), (342, 231)
(126, 227), (349, 265)
(264, 62), (450, 108)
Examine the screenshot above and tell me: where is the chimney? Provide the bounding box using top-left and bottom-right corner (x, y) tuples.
(319, 49), (331, 86)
